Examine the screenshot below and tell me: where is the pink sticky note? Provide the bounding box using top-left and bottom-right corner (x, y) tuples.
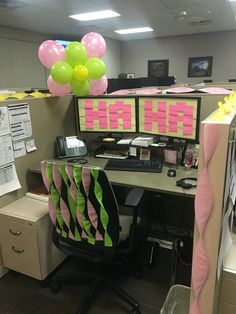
(110, 121), (119, 128)
(123, 121), (132, 129)
(169, 123), (178, 132)
(145, 116), (154, 123)
(183, 126), (193, 135)
(144, 123), (152, 131)
(85, 122), (94, 129)
(183, 117), (193, 126)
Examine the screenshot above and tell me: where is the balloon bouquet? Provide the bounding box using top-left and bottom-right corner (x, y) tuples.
(38, 32), (108, 97)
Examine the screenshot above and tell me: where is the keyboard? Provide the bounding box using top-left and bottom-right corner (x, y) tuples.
(104, 159), (162, 173)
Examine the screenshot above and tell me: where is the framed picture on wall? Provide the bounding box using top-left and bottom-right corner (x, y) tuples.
(148, 59), (169, 77)
(188, 56), (213, 77)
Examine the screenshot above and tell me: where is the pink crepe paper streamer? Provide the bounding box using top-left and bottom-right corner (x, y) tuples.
(191, 239), (209, 298)
(198, 87), (231, 95)
(194, 168), (212, 234)
(191, 123), (220, 314)
(190, 299), (201, 314)
(203, 124), (221, 165)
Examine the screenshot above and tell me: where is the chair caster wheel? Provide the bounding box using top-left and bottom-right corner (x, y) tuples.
(131, 308), (141, 314)
(39, 278), (50, 288)
(50, 281), (61, 294)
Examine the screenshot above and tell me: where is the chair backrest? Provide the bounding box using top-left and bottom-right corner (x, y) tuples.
(41, 160), (120, 260)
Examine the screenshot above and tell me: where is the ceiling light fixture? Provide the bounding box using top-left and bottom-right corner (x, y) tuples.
(115, 27), (153, 34)
(69, 10), (120, 21)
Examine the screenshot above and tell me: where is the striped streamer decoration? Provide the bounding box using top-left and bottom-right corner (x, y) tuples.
(190, 124), (220, 314)
(41, 161), (117, 247)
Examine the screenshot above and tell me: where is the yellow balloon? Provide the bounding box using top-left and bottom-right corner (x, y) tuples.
(73, 65), (88, 81)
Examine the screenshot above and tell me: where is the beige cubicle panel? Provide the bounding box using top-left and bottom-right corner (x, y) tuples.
(190, 110), (236, 314)
(0, 95), (76, 209)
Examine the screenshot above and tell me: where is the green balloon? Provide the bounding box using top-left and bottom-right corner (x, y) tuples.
(70, 78), (90, 96)
(51, 61), (73, 84)
(65, 42), (87, 67)
(85, 57), (106, 80)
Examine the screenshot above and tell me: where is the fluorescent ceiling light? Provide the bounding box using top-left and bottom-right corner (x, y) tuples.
(69, 10), (120, 21)
(229, 0), (236, 2)
(115, 27), (154, 34)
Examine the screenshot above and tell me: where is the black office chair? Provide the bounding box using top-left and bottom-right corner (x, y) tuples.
(41, 160), (145, 314)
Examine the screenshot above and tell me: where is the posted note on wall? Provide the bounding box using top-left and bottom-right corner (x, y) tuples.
(78, 98), (136, 132)
(8, 103), (32, 140)
(139, 97), (198, 140)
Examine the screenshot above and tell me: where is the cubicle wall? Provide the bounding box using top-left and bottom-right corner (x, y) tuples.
(190, 109), (236, 314)
(0, 92), (227, 283)
(0, 95), (75, 209)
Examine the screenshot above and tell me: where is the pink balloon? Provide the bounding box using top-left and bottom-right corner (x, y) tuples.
(47, 75), (71, 96)
(81, 32), (106, 58)
(89, 76), (108, 96)
(38, 40), (65, 69)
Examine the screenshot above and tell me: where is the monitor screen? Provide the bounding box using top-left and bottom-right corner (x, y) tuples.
(55, 39), (72, 47)
(76, 96), (137, 133)
(138, 96), (201, 141)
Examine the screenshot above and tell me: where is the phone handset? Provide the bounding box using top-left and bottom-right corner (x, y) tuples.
(56, 136), (67, 158)
(56, 136), (87, 159)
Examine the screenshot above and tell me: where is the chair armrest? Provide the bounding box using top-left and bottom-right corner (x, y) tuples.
(124, 188), (144, 207)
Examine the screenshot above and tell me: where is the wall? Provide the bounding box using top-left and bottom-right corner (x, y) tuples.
(102, 38), (121, 79)
(0, 25), (121, 89)
(120, 30), (236, 84)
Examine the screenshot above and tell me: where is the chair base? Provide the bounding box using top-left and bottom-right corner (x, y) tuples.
(50, 273), (140, 314)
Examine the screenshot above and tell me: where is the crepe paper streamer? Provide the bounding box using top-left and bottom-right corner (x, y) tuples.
(203, 124), (221, 165)
(195, 169), (212, 234)
(0, 92), (52, 102)
(163, 86), (196, 93)
(190, 123), (220, 314)
(135, 88), (162, 95)
(198, 87), (231, 95)
(0, 94), (11, 101)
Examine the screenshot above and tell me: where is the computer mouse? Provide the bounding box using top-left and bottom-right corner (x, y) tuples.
(167, 169), (176, 177)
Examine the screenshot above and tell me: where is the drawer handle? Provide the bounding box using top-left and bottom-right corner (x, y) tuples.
(12, 246), (24, 254)
(9, 229), (22, 236)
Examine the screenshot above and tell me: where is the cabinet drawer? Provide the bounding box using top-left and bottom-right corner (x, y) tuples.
(219, 301), (236, 314)
(0, 218), (37, 244)
(0, 236), (41, 280)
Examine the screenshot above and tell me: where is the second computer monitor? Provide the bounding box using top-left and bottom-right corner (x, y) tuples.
(138, 96), (201, 141)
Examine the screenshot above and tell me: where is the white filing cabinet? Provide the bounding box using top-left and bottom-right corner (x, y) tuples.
(0, 197), (66, 280)
(219, 232), (236, 314)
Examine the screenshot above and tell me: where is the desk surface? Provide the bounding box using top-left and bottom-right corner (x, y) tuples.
(30, 157), (197, 197)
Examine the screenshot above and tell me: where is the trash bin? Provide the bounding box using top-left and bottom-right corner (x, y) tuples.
(160, 284), (190, 314)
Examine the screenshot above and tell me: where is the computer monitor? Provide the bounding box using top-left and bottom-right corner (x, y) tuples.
(138, 96), (201, 141)
(75, 96), (137, 134)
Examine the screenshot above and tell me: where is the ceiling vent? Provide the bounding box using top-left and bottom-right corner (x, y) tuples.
(189, 19), (213, 26)
(0, 0), (27, 9)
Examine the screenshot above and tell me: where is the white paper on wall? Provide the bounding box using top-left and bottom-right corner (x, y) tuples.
(13, 140), (26, 158)
(8, 103), (32, 140)
(0, 163), (21, 196)
(0, 106), (10, 136)
(0, 134), (14, 167)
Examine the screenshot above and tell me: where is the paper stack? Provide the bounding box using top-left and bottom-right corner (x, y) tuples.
(131, 136), (154, 147)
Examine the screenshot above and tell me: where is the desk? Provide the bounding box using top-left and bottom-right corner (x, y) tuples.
(29, 157), (197, 198)
(27, 158), (197, 285)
